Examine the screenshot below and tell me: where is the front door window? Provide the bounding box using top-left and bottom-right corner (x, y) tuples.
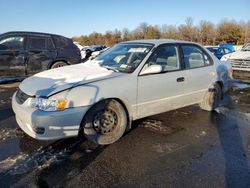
(0, 36), (24, 50)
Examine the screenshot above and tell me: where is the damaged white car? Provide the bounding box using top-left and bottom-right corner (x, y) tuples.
(12, 40), (232, 145)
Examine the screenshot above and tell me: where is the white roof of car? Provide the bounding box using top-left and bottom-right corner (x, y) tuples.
(123, 39), (196, 46)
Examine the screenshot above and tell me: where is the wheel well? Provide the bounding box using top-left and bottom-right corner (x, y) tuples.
(49, 60), (69, 69)
(216, 81), (224, 99)
(108, 98), (131, 129)
(216, 81), (223, 90)
(79, 98), (131, 132)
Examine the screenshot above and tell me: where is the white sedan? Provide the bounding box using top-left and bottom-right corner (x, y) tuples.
(12, 39), (232, 145)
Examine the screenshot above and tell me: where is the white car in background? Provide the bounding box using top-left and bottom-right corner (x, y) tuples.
(12, 39), (232, 145)
(221, 42), (250, 82)
(73, 42), (90, 59)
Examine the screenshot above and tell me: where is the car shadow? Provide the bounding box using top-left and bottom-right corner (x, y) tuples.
(210, 90), (250, 187)
(0, 135), (106, 187)
(35, 140), (106, 187)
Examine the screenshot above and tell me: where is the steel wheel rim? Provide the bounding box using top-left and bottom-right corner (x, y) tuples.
(92, 109), (118, 135)
(53, 63), (66, 68)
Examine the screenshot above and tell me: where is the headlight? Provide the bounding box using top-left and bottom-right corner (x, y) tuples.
(30, 98), (67, 111)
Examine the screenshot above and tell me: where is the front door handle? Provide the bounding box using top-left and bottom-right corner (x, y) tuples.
(177, 77), (185, 82)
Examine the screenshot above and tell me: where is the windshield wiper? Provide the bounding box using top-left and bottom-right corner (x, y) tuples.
(103, 66), (120, 72)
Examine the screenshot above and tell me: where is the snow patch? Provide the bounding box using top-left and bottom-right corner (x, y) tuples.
(195, 131), (207, 138)
(0, 128), (24, 141)
(0, 139), (83, 175)
(214, 106), (230, 115)
(0, 146), (70, 175)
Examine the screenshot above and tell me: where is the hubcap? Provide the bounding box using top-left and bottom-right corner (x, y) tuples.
(93, 109), (118, 135)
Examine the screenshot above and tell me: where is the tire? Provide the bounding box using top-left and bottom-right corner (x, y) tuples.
(50, 61), (68, 69)
(81, 100), (128, 145)
(200, 83), (223, 111)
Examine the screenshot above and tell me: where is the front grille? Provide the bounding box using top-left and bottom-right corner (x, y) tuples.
(15, 89), (31, 104)
(232, 70), (250, 83)
(231, 59), (250, 69)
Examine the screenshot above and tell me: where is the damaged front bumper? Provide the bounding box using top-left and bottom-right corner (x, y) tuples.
(12, 92), (89, 140)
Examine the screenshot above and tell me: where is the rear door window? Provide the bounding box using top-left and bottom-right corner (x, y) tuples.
(27, 37), (55, 51)
(27, 37), (46, 50)
(181, 45), (212, 69)
(53, 36), (74, 49)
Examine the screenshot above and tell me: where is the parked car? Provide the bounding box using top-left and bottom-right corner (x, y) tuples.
(73, 42), (90, 59)
(89, 47), (110, 59)
(221, 42), (250, 82)
(206, 44), (235, 59)
(12, 39), (232, 145)
(0, 31), (81, 77)
(82, 45), (107, 61)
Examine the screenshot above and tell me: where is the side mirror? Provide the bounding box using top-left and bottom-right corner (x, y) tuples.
(140, 65), (162, 75)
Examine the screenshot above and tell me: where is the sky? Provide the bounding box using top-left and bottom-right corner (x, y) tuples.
(0, 0), (249, 38)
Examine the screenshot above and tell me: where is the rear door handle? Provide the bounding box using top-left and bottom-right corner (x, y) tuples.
(177, 77), (185, 82)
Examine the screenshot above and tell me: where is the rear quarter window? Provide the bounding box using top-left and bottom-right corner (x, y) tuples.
(27, 37), (55, 50)
(53, 36), (75, 49)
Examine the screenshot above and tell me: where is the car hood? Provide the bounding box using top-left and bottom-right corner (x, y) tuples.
(19, 62), (123, 97)
(229, 51), (250, 60)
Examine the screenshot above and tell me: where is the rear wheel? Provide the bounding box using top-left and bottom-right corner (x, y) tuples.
(81, 100), (128, 145)
(200, 83), (223, 111)
(50, 61), (68, 69)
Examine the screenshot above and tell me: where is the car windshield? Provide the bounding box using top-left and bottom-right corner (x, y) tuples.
(241, 43), (250, 51)
(95, 43), (153, 73)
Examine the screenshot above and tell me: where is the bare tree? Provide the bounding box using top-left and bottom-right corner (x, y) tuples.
(73, 18), (250, 46)
(198, 20), (216, 45)
(217, 19), (243, 44)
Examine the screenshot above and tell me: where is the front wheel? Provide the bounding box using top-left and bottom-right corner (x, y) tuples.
(200, 83), (223, 111)
(81, 100), (128, 145)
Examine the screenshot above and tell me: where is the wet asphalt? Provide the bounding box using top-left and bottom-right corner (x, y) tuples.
(0, 81), (250, 188)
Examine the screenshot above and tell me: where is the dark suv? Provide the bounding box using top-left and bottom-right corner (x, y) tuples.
(0, 31), (81, 76)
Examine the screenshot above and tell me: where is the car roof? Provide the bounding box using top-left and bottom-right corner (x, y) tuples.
(122, 39), (197, 46)
(1, 31), (70, 39)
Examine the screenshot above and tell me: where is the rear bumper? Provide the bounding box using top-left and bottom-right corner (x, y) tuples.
(12, 92), (90, 140)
